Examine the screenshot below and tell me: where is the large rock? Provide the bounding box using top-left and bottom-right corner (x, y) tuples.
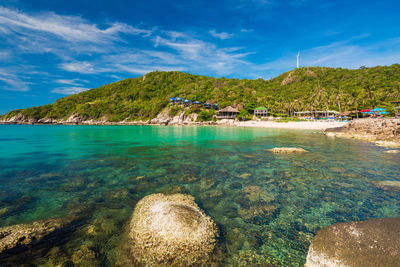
(268, 147), (308, 153)
(372, 180), (400, 191)
(325, 118), (400, 146)
(129, 193), (218, 266)
(305, 218), (400, 267)
(0, 216), (76, 257)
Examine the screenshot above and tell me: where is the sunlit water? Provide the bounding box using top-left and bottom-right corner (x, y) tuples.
(0, 125), (399, 266)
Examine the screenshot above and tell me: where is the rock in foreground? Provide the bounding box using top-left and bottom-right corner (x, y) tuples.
(129, 193), (218, 266)
(305, 218), (400, 267)
(268, 147), (308, 153)
(0, 217), (76, 257)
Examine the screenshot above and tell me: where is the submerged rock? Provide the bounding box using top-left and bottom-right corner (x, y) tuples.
(128, 193), (218, 266)
(372, 180), (400, 191)
(305, 218), (400, 267)
(237, 186), (277, 223)
(71, 243), (100, 266)
(0, 216), (76, 257)
(268, 147), (308, 153)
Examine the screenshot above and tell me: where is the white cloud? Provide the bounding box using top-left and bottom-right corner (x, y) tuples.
(0, 6), (151, 43)
(60, 61), (112, 74)
(0, 6), (152, 57)
(209, 29), (234, 40)
(55, 78), (88, 86)
(0, 50), (11, 60)
(52, 86), (89, 95)
(0, 71), (30, 91)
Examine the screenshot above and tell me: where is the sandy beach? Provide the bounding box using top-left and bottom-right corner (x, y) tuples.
(231, 120), (348, 130)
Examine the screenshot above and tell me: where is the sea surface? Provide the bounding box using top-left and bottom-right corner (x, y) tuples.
(0, 124), (399, 266)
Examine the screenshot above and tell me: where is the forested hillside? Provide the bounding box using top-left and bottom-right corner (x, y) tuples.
(2, 64), (400, 122)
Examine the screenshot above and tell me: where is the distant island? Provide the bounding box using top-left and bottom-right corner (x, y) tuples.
(1, 64), (400, 124)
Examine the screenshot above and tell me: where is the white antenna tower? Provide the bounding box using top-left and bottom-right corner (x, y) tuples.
(297, 52), (300, 68)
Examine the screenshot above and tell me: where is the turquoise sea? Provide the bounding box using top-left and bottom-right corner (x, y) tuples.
(0, 124), (399, 266)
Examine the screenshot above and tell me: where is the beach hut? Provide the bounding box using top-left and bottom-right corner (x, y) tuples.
(340, 110), (362, 119)
(184, 99), (192, 107)
(216, 106), (240, 119)
(254, 107), (268, 118)
(169, 97), (177, 105)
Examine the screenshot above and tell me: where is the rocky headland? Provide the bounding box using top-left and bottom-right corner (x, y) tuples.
(305, 217), (400, 267)
(325, 118), (400, 147)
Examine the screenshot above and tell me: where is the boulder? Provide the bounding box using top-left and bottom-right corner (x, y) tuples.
(128, 193), (218, 266)
(268, 147), (308, 153)
(372, 180), (400, 191)
(325, 118), (400, 146)
(0, 216), (76, 257)
(305, 218), (400, 267)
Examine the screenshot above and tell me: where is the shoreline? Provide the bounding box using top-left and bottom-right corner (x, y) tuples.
(324, 118), (400, 148)
(0, 119), (348, 130)
(232, 120), (347, 130)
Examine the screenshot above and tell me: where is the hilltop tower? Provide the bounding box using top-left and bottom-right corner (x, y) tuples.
(297, 52), (300, 68)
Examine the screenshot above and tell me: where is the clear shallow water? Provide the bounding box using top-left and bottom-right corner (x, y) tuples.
(0, 124), (399, 266)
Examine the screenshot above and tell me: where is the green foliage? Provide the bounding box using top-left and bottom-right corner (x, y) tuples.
(197, 110), (215, 121)
(2, 65), (400, 122)
(237, 110), (252, 121)
(244, 101), (257, 114)
(169, 106), (183, 117)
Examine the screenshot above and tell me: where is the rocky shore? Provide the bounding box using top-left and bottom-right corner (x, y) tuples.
(0, 112), (218, 126)
(325, 118), (400, 147)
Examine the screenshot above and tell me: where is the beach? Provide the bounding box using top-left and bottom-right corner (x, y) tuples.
(231, 120), (348, 130)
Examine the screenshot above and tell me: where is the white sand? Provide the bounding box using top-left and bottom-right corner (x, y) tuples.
(231, 120), (348, 130)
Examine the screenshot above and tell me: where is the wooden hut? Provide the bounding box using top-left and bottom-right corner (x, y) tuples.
(216, 106), (240, 119)
(254, 107), (268, 118)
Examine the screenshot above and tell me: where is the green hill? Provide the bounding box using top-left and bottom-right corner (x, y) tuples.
(2, 64), (400, 122)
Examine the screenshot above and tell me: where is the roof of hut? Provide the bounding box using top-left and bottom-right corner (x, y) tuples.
(218, 106), (239, 113)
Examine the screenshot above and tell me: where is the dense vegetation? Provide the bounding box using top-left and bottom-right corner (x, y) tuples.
(2, 64), (400, 121)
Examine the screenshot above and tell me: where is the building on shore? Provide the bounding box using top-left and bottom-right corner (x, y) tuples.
(340, 110), (362, 119)
(216, 106), (240, 119)
(294, 110), (339, 119)
(254, 107), (268, 118)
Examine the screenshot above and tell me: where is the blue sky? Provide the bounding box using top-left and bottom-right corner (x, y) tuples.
(1, 0), (400, 114)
